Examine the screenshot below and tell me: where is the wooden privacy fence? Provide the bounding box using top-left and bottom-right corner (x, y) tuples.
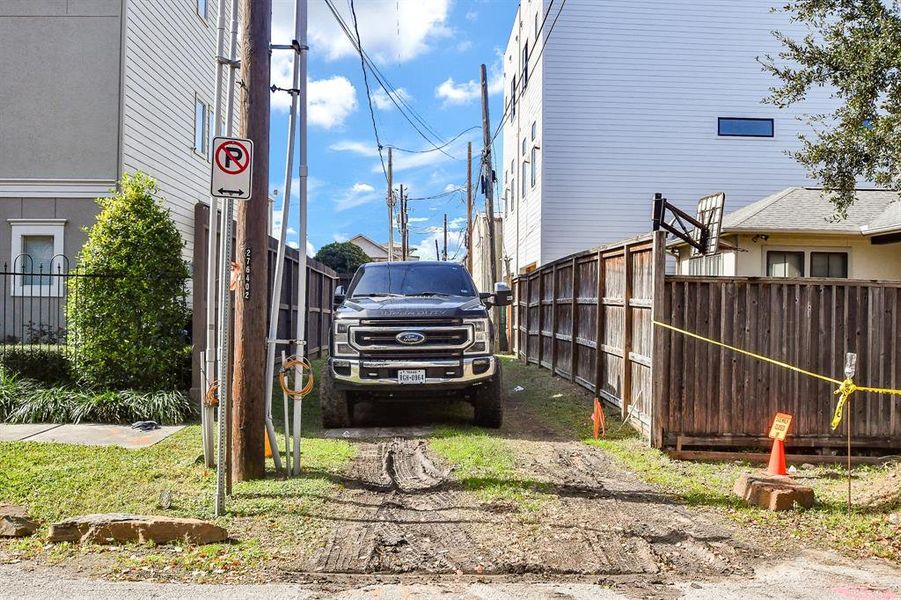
(191, 203), (337, 402)
(513, 231), (901, 452)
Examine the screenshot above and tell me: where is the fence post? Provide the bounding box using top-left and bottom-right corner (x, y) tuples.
(551, 264), (558, 374)
(523, 277), (530, 363)
(191, 203), (209, 406)
(621, 243), (633, 420)
(594, 249), (606, 399)
(570, 257), (577, 382)
(538, 271), (545, 367)
(650, 230), (667, 448)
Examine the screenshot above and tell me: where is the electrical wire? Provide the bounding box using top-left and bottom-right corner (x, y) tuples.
(386, 125), (481, 154)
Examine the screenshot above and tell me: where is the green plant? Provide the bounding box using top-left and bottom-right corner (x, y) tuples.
(314, 241), (370, 274)
(0, 348), (71, 384)
(67, 172), (190, 390)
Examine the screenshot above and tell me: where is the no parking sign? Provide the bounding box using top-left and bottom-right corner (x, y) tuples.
(210, 136), (254, 200)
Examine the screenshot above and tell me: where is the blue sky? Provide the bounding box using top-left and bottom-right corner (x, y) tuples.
(268, 0), (516, 261)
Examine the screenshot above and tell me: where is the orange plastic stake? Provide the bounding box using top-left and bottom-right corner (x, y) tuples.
(591, 398), (604, 440)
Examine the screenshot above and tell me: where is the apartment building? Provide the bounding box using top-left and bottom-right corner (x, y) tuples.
(500, 0), (837, 273)
(0, 0), (237, 275)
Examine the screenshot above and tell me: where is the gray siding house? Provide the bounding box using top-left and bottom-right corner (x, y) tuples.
(0, 0), (236, 273)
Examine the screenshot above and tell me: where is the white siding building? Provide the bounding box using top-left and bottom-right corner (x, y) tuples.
(0, 0), (238, 267)
(501, 0), (836, 273)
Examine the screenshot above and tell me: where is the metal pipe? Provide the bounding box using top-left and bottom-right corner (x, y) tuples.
(262, 0), (304, 474)
(293, 0), (309, 476)
(203, 0), (230, 469)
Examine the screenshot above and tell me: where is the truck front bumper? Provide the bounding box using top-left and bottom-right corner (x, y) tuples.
(330, 356), (497, 392)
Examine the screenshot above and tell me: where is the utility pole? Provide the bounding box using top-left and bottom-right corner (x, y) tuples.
(480, 63), (506, 351)
(443, 213), (448, 261)
(387, 148), (394, 262)
(231, 0), (270, 482)
(399, 184), (406, 260)
(466, 141), (473, 273)
(435, 239), (440, 261)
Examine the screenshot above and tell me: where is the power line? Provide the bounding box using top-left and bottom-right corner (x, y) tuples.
(324, 0), (460, 159)
(387, 125), (480, 155)
(344, 0), (387, 184)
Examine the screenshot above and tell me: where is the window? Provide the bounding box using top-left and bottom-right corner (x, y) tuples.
(521, 161), (527, 196)
(688, 254), (724, 276)
(510, 76), (516, 117)
(766, 251), (804, 277)
(194, 96), (209, 157)
(9, 220), (66, 297)
(810, 252), (848, 278)
(530, 147), (537, 187)
(521, 41), (529, 91)
(196, 0), (207, 20)
(521, 137), (527, 156)
(531, 121), (536, 140)
(718, 117), (774, 137)
(535, 11), (539, 38)
(510, 160), (515, 212)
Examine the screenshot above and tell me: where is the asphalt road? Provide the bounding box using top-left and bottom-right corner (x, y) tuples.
(2, 550), (899, 599)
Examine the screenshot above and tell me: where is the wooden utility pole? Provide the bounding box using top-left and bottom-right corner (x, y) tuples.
(443, 213), (448, 260)
(435, 239), (440, 261)
(466, 141), (473, 273)
(399, 184), (406, 260)
(387, 148), (394, 262)
(231, 0), (271, 482)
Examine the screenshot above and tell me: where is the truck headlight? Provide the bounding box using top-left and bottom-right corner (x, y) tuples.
(464, 318), (491, 355)
(333, 319), (359, 357)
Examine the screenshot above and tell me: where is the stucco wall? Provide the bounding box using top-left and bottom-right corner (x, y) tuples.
(0, 0), (122, 180)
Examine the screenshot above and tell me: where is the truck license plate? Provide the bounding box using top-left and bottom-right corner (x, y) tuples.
(398, 369), (426, 384)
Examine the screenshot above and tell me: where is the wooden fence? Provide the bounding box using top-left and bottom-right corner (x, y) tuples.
(191, 203), (337, 402)
(514, 231), (901, 452)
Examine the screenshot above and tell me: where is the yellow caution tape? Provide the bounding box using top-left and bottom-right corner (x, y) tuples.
(652, 320), (901, 430)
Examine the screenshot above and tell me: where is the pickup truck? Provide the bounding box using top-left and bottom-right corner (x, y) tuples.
(321, 260), (511, 429)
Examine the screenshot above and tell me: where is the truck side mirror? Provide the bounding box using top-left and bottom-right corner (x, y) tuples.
(333, 285), (346, 308)
(493, 282), (512, 307)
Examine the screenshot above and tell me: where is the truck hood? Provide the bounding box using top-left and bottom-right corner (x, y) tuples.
(335, 295), (489, 320)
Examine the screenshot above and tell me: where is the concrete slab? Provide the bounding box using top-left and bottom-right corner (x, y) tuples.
(0, 424), (60, 442)
(24, 424), (185, 449)
(322, 426), (435, 440)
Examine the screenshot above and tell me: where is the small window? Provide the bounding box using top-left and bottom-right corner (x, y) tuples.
(10, 220), (66, 297)
(531, 121), (536, 140)
(522, 41), (529, 91)
(510, 76), (516, 117)
(521, 138), (526, 156)
(510, 177), (515, 211)
(718, 117), (774, 137)
(197, 0), (207, 20)
(521, 161), (527, 196)
(535, 11), (539, 38)
(530, 147), (537, 187)
(194, 96), (209, 157)
(810, 252), (848, 278)
(767, 251), (804, 277)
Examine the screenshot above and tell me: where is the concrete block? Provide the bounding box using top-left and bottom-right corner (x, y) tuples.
(733, 473), (815, 511)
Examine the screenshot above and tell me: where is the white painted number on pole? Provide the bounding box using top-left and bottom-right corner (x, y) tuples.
(211, 137), (253, 200)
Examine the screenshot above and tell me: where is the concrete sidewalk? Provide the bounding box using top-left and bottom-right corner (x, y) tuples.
(0, 423), (184, 448)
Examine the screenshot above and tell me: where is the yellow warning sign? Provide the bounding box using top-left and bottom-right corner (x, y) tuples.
(768, 413), (792, 441)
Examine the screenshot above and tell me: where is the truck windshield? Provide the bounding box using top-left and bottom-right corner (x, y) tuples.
(348, 263), (478, 298)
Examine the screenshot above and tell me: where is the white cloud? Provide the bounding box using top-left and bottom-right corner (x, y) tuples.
(465, 10), (478, 22)
(443, 183), (459, 192)
(333, 233), (349, 243)
(371, 87), (411, 111)
(456, 40), (473, 53)
(411, 221), (465, 261)
(329, 140), (380, 157)
(308, 76), (358, 129)
(300, 0), (452, 64)
(434, 52), (503, 106)
(335, 182), (380, 211)
(305, 241), (314, 257)
(408, 216), (429, 223)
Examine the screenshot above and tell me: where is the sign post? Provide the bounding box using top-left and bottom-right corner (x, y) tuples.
(211, 137), (254, 200)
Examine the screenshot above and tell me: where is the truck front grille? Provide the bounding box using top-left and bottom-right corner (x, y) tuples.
(349, 324), (473, 354)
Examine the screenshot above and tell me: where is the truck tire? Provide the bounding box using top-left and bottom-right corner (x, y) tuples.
(472, 366), (503, 428)
(320, 363), (352, 429)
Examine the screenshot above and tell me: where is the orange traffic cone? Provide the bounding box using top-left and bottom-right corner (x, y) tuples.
(766, 438), (786, 476)
(264, 430), (273, 459)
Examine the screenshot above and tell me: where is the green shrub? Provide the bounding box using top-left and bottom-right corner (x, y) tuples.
(0, 349), (72, 384)
(0, 373), (194, 425)
(67, 172), (190, 390)
(314, 241), (370, 274)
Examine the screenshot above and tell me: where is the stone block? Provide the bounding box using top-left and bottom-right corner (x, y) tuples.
(733, 473), (815, 511)
(0, 504), (39, 538)
(48, 513), (228, 545)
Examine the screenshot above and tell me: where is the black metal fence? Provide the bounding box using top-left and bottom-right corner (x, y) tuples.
(0, 255), (121, 365)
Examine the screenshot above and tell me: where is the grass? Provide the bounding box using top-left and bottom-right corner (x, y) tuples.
(493, 359), (901, 563)
(0, 358), (356, 580)
(430, 426), (553, 511)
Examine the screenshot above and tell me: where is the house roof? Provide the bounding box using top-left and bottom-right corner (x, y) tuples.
(720, 187), (901, 236)
(348, 234), (419, 259)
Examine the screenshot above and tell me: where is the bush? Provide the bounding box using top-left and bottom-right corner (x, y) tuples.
(0, 349), (72, 384)
(315, 241), (371, 274)
(67, 172), (190, 390)
(0, 371), (194, 425)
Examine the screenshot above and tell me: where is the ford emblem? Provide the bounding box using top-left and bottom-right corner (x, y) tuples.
(396, 331), (426, 345)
